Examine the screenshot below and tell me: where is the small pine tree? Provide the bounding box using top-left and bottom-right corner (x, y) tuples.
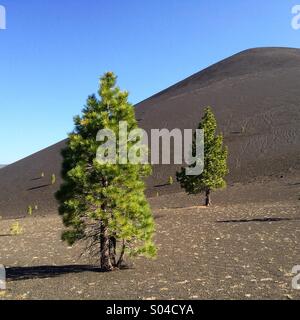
(51, 174), (56, 185)
(56, 72), (156, 271)
(10, 222), (23, 236)
(177, 107), (228, 206)
(27, 205), (33, 216)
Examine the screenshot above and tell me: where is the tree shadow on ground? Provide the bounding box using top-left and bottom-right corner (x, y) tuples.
(154, 214), (166, 220)
(27, 184), (51, 191)
(217, 217), (300, 224)
(6, 265), (102, 281)
(287, 182), (300, 186)
(30, 177), (42, 181)
(154, 183), (170, 188)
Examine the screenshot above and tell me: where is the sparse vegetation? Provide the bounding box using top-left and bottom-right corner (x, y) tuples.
(177, 107), (228, 206)
(27, 205), (33, 216)
(10, 222), (23, 236)
(169, 176), (174, 185)
(51, 174), (56, 185)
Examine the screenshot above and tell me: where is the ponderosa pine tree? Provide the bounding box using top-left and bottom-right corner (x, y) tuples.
(177, 107), (228, 206)
(56, 72), (156, 271)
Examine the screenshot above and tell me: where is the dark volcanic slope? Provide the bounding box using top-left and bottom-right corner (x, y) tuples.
(1, 47), (300, 218)
(136, 47), (300, 186)
(0, 141), (66, 218)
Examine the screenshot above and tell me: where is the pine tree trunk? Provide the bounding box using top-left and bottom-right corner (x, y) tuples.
(117, 240), (126, 269)
(100, 223), (113, 272)
(109, 236), (117, 267)
(205, 189), (212, 207)
(99, 177), (113, 271)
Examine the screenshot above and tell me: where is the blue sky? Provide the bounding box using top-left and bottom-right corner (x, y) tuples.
(0, 0), (299, 164)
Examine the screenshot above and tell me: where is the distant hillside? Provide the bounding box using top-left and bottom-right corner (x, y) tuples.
(0, 47), (300, 218)
(0, 165), (6, 169)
